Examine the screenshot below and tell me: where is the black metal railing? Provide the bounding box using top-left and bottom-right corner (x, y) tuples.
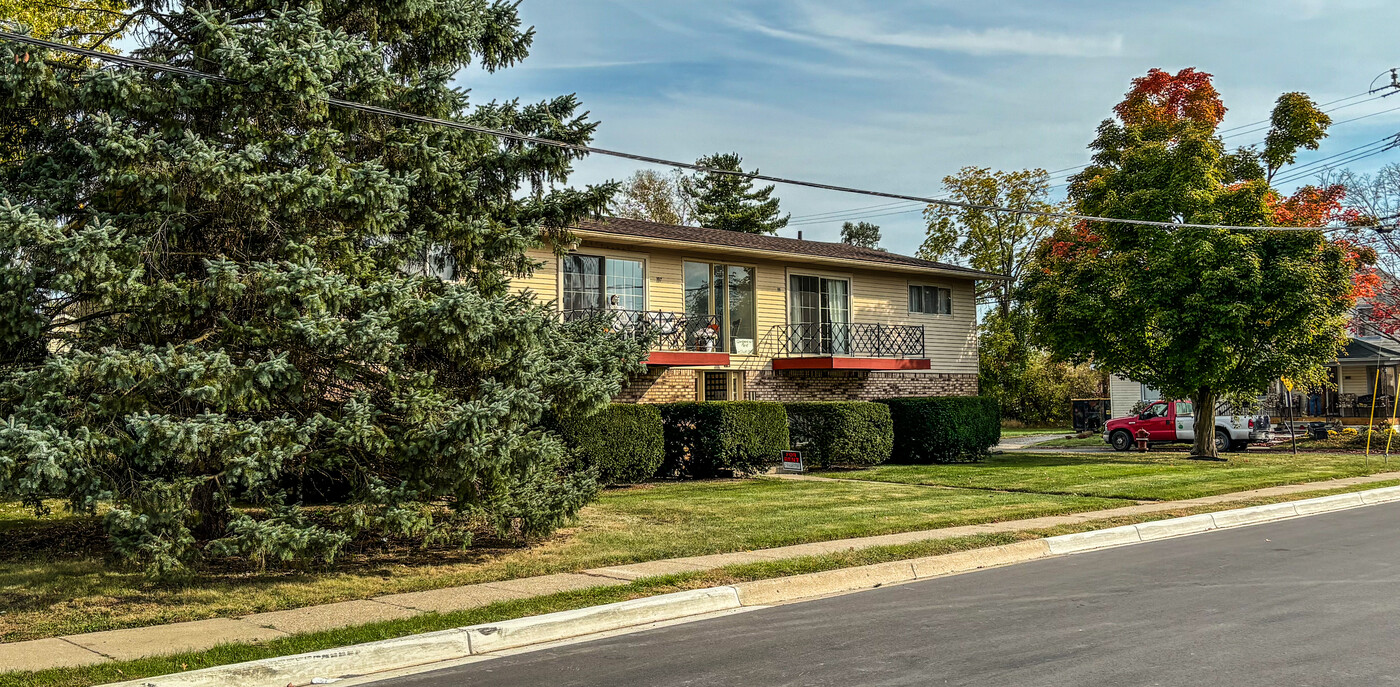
(771, 322), (925, 358)
(564, 308), (725, 352)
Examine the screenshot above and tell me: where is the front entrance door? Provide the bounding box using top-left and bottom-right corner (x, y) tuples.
(699, 371), (743, 401)
(702, 371), (729, 401)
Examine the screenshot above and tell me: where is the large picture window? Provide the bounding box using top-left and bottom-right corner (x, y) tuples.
(562, 254), (644, 312)
(908, 285), (951, 315)
(684, 261), (756, 354)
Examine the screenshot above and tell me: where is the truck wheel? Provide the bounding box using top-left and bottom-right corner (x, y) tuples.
(1110, 430), (1134, 452)
(1214, 429), (1230, 454)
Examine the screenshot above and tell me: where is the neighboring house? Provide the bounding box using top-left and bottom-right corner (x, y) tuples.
(509, 217), (1001, 403)
(1107, 375), (1159, 419)
(1108, 280), (1400, 421)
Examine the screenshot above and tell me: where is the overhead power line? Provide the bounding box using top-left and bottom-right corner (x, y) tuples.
(1272, 134), (1400, 185)
(789, 91), (1397, 226)
(0, 30), (1386, 234)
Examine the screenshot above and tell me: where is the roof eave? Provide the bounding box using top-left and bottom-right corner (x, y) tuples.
(571, 228), (1009, 281)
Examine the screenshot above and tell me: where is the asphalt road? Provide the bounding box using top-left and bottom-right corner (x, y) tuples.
(377, 501), (1400, 687)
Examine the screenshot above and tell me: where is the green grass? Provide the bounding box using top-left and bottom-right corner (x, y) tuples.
(0, 501), (84, 533)
(825, 450), (1396, 501)
(0, 479), (1124, 643)
(10, 476), (1399, 687)
(0, 531), (1035, 687)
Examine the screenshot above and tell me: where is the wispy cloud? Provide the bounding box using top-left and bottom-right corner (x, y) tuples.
(527, 59), (667, 71)
(753, 5), (1124, 58)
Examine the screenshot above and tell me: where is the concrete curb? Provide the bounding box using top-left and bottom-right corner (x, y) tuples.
(104, 588), (742, 687)
(100, 485), (1390, 687)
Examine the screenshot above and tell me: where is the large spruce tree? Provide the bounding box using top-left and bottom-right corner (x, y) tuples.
(683, 153), (789, 234)
(0, 1), (644, 573)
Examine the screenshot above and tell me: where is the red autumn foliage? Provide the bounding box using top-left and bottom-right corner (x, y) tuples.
(1328, 237), (1381, 328)
(1361, 299), (1400, 338)
(1114, 68), (1227, 129)
(1046, 221), (1102, 263)
(1269, 184), (1363, 227)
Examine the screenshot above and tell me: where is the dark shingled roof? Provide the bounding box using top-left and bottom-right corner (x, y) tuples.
(1340, 338), (1400, 363)
(575, 217), (1004, 279)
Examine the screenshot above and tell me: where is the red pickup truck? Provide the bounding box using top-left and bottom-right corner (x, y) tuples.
(1103, 399), (1270, 453)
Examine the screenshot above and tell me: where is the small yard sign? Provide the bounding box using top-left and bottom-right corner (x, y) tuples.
(781, 450), (804, 472)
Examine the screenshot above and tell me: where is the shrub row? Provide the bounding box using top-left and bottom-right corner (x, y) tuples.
(554, 396), (1001, 483)
(659, 402), (790, 478)
(786, 402), (893, 468)
(880, 396), (1001, 463)
(553, 404), (666, 485)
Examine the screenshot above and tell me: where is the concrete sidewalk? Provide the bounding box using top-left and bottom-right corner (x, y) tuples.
(6, 470), (1400, 673)
(992, 434), (1070, 451)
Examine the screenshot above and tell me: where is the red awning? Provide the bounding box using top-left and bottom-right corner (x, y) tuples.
(772, 357), (931, 371)
(646, 351), (732, 367)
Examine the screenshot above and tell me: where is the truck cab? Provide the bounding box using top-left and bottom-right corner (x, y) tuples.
(1104, 400), (1269, 453)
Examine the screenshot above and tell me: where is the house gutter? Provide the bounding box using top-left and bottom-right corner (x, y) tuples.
(571, 229), (1010, 282)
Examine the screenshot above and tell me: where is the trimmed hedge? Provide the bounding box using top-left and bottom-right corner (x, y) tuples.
(659, 401), (790, 478)
(879, 396), (1001, 463)
(785, 401), (893, 468)
(555, 404), (665, 485)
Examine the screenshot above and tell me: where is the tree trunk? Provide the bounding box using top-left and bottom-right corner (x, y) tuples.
(190, 477), (230, 541)
(1191, 386), (1218, 458)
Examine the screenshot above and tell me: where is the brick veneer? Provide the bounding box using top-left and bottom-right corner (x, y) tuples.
(615, 367), (698, 403)
(615, 367), (978, 403)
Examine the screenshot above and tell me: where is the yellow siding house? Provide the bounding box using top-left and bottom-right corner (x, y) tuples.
(511, 217), (1001, 403)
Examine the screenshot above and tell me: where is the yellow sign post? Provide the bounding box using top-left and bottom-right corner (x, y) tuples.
(1387, 374), (1400, 466)
(1366, 369), (1381, 461)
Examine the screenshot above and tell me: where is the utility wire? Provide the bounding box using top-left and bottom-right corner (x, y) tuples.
(0, 30), (1386, 234)
(790, 93), (1397, 225)
(1272, 134), (1400, 185)
(1274, 146), (1398, 187)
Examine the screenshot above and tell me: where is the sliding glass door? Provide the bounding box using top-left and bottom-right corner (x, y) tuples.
(683, 261), (756, 354)
(789, 275), (851, 355)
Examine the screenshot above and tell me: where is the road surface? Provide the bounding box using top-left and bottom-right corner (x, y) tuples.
(375, 500), (1400, 686)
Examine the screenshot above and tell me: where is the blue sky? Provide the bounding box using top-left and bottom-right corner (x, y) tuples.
(460, 0), (1400, 257)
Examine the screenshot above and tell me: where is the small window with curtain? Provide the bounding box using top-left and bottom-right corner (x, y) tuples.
(908, 285), (951, 315)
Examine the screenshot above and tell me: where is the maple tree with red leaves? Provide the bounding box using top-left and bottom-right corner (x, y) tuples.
(1114, 67), (1228, 129)
(1026, 67), (1368, 458)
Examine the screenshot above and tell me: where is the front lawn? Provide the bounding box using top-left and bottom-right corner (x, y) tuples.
(825, 450), (1393, 502)
(0, 479), (1124, 643)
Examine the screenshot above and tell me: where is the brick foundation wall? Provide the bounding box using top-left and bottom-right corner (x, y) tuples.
(616, 367), (696, 403)
(616, 367), (979, 403)
(743, 370), (978, 401)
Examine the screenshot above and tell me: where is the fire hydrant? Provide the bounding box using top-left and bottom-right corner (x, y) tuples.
(1135, 428), (1151, 453)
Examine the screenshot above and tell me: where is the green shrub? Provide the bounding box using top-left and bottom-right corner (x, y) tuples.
(555, 404), (665, 485)
(785, 402), (893, 468)
(659, 402), (790, 478)
(879, 396), (1001, 463)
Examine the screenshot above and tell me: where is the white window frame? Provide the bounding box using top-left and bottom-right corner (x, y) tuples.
(556, 248), (650, 312)
(907, 283), (952, 316)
